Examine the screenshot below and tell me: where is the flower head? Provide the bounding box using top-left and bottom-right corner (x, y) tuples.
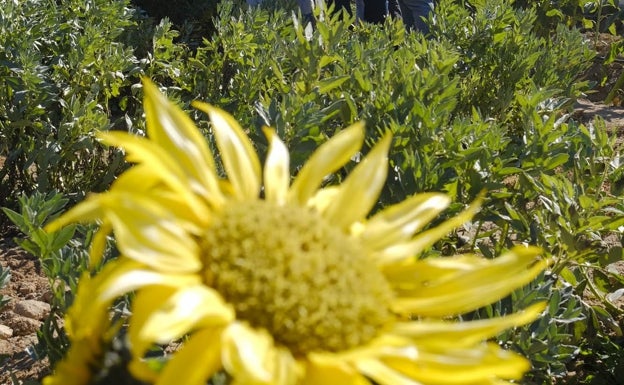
(46, 79), (546, 385)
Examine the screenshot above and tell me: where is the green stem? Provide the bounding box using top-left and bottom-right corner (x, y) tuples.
(604, 68), (624, 105)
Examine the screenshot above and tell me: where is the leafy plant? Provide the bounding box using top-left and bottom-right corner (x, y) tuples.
(1, 191), (101, 364)
(0, 0), (137, 208)
(514, 0), (622, 36)
(2, 193), (76, 264)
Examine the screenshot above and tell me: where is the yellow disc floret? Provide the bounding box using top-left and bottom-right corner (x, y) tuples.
(202, 200), (393, 355)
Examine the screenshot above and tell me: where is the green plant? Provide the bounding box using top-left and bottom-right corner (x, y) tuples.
(462, 112), (624, 382)
(0, 0), (139, 208)
(0, 264), (10, 310)
(1, 191), (101, 364)
(604, 39), (624, 105)
(514, 0), (622, 36)
(2, 192), (76, 265)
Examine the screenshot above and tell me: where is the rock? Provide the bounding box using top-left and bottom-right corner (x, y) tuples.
(13, 299), (50, 320)
(0, 324), (12, 339)
(5, 315), (41, 336)
(0, 339), (12, 355)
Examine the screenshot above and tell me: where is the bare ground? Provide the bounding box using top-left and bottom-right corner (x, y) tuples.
(0, 231), (52, 384)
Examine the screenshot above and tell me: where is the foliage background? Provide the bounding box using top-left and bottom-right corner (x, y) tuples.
(0, 0), (623, 384)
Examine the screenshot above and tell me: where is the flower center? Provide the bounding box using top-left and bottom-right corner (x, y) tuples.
(201, 200), (393, 355)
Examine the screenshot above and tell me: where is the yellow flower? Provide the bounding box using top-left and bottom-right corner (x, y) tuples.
(43, 273), (116, 385)
(47, 79), (547, 385)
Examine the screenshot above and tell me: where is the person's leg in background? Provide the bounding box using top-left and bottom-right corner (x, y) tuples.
(363, 0), (402, 24)
(298, 0), (314, 13)
(398, 0), (433, 34)
(297, 0), (316, 26)
(388, 0), (403, 20)
(363, 0), (387, 24)
(355, 0), (365, 20)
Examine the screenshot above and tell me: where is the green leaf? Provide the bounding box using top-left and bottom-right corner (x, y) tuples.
(314, 75), (350, 94)
(591, 305), (620, 334)
(548, 289), (561, 317)
(319, 55), (340, 69)
(526, 339), (549, 355)
(543, 153), (569, 170)
(497, 167), (523, 176)
(2, 207), (29, 233)
(601, 215), (624, 231)
(559, 267), (578, 286)
(353, 69), (372, 92)
(592, 270), (613, 293)
(50, 225), (77, 253)
(545, 9), (563, 18)
(16, 239), (41, 257)
(596, 247), (623, 268)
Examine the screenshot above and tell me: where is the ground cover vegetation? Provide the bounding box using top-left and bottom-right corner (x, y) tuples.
(0, 0), (623, 383)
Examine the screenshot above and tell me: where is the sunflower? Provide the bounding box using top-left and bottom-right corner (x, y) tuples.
(46, 79), (546, 385)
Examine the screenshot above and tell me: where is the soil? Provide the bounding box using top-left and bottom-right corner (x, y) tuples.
(0, 33), (623, 385)
(0, 228), (52, 384)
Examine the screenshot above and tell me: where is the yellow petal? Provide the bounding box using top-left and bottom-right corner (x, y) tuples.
(64, 272), (112, 339)
(110, 163), (163, 193)
(392, 302), (546, 349)
(111, 165), (209, 226)
(323, 133), (392, 230)
(361, 193), (451, 250)
(138, 188), (209, 231)
(98, 131), (211, 217)
(388, 246), (547, 316)
(194, 102), (261, 200)
(142, 79), (224, 207)
(222, 322), (277, 384)
(129, 286), (174, 359)
(42, 343), (94, 385)
(306, 186), (340, 212)
(97, 259), (200, 302)
(288, 122), (365, 205)
(128, 359), (159, 384)
(157, 328), (223, 385)
(267, 346), (302, 385)
(374, 195), (483, 264)
(330, 334), (412, 362)
(262, 127), (290, 205)
(380, 343), (531, 384)
(354, 358), (420, 385)
(139, 285), (234, 345)
(88, 221), (112, 268)
(302, 353), (371, 385)
(384, 254), (491, 287)
(100, 192), (201, 273)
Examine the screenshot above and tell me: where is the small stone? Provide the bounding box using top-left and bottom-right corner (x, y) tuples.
(0, 324), (12, 339)
(0, 339), (12, 355)
(13, 299), (51, 320)
(5, 315), (41, 336)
